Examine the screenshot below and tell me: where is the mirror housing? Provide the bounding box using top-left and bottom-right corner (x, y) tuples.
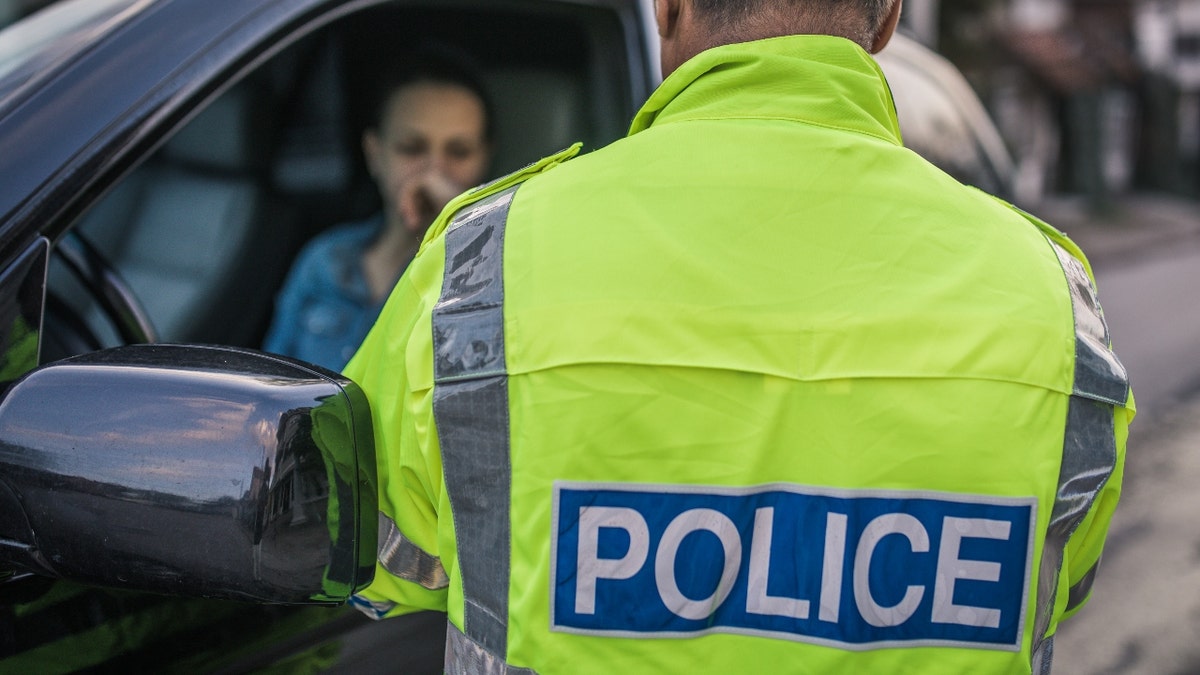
(0, 344), (376, 605)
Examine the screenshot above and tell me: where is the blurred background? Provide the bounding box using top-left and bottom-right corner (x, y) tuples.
(905, 0), (1200, 208)
(2, 0), (1195, 213)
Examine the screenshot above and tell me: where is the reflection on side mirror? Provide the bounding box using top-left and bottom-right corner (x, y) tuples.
(0, 344), (376, 605)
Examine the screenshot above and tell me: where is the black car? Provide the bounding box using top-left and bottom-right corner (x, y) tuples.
(0, 1), (1012, 671)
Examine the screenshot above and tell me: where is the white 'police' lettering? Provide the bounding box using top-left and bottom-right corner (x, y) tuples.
(854, 513), (929, 628)
(748, 507), (809, 619)
(552, 482), (1035, 651)
(576, 506), (647, 615)
(932, 517), (1011, 629)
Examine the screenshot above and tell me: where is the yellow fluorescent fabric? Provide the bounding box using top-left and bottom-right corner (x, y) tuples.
(346, 34), (1132, 674)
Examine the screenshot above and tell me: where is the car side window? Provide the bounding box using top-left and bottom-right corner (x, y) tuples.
(44, 2), (636, 364)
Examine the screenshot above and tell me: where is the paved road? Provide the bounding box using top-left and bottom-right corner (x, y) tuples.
(1085, 242), (1200, 422)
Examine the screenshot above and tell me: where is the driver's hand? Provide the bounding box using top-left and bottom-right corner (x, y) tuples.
(400, 169), (463, 233)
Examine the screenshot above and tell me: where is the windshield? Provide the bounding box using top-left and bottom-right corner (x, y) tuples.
(0, 0), (146, 102)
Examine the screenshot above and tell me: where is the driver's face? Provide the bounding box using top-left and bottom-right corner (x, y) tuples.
(365, 81), (490, 232)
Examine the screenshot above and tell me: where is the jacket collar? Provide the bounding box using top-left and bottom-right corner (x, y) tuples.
(629, 34), (902, 146)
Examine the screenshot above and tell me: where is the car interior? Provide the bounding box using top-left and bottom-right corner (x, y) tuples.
(44, 1), (639, 363)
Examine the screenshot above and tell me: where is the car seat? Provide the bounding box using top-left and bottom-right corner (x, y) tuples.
(70, 78), (293, 346)
(485, 65), (588, 176)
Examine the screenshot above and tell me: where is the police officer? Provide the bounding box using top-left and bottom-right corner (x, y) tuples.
(345, 1), (1134, 672)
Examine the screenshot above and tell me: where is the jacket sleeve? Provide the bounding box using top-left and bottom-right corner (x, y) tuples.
(1046, 218), (1135, 625)
(342, 233), (453, 620)
(1003, 194), (1137, 626)
(1058, 390), (1134, 622)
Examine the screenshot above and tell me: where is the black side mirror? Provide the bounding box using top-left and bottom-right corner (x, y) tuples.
(0, 344), (376, 605)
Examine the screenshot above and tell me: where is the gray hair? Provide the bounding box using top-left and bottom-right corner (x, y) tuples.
(691, 0), (897, 49)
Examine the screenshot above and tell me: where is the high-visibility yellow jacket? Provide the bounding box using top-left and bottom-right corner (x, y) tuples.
(346, 34), (1133, 674)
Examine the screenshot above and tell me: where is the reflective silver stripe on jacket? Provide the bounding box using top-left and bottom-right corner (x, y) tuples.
(378, 513), (449, 590)
(432, 186), (521, 663)
(1032, 634), (1055, 675)
(1052, 243), (1129, 405)
(445, 620), (537, 675)
(1031, 240), (1130, 670)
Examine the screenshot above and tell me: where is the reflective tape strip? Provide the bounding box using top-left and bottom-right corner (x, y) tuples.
(1066, 559), (1101, 613)
(445, 620), (537, 675)
(433, 186), (520, 660)
(1050, 243), (1129, 405)
(1032, 634), (1055, 675)
(1031, 240), (1128, 669)
(378, 513), (449, 590)
(434, 188), (516, 382)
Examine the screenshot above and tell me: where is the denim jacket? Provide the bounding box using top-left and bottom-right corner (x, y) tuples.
(263, 215), (396, 371)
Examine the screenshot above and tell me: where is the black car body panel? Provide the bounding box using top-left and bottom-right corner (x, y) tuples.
(0, 344), (377, 604)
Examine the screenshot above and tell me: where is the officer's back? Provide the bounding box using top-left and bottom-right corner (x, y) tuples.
(346, 1), (1134, 673)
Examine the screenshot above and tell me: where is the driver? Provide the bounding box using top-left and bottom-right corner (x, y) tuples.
(263, 43), (493, 371)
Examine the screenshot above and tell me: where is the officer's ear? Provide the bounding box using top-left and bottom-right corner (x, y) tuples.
(656, 0), (695, 77)
(654, 0), (681, 40)
(870, 0), (903, 54)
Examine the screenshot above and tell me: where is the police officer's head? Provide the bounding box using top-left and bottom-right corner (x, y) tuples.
(654, 0), (903, 75)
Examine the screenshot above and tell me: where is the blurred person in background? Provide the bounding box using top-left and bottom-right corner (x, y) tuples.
(263, 43), (493, 371)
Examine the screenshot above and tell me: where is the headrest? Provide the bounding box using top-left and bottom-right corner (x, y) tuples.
(271, 40), (354, 195)
(161, 82), (273, 173)
(486, 67), (587, 176)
